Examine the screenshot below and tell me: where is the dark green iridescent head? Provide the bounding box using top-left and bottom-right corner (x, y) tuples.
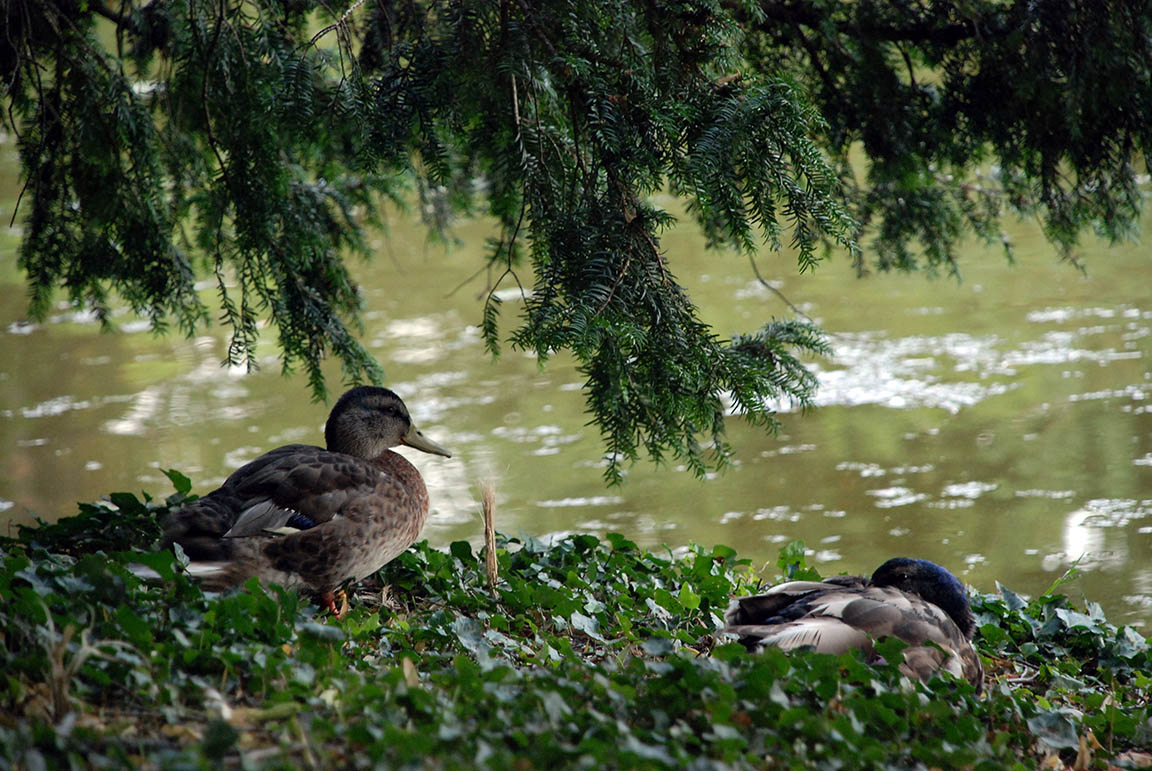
(871, 557), (975, 639)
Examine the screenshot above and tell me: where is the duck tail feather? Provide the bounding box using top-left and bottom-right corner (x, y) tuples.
(126, 563), (164, 582)
(171, 535), (235, 562)
(185, 561), (228, 578)
(125, 559), (233, 582)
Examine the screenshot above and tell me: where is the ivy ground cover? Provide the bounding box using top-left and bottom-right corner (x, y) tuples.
(2, 476), (1150, 768)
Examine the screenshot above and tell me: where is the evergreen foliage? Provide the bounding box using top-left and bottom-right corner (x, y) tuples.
(734, 0), (1152, 274)
(3, 1), (1149, 478)
(2, 485), (1151, 768)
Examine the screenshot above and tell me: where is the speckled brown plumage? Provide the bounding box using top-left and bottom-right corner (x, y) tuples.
(724, 558), (984, 692)
(160, 386), (450, 600)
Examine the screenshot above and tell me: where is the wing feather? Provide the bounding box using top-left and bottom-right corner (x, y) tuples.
(723, 579), (984, 691)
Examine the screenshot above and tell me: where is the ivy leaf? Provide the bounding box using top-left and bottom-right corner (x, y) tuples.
(677, 584), (701, 611)
(116, 604), (153, 646)
(998, 583), (1027, 611)
(1026, 709), (1081, 750)
(299, 623), (346, 643)
(202, 720), (240, 760)
(163, 468), (193, 496)
(570, 611), (605, 641)
(449, 541), (474, 562)
(1054, 607), (1097, 630)
(641, 636), (675, 656)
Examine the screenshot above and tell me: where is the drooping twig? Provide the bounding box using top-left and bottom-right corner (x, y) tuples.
(747, 253), (817, 326)
(310, 0), (369, 47)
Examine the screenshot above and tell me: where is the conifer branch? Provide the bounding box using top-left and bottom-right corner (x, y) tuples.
(5, 0), (1149, 473)
(742, 1), (980, 45)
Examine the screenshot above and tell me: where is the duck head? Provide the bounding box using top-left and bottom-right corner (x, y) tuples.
(871, 557), (976, 639)
(325, 385), (452, 459)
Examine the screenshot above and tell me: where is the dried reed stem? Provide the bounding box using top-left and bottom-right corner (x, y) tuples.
(480, 479), (498, 590)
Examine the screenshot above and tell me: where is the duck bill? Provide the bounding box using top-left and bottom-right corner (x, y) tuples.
(402, 423), (452, 457)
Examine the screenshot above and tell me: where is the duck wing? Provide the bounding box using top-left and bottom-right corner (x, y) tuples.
(724, 576), (872, 626)
(220, 449), (389, 536)
(725, 581), (878, 655)
(727, 615), (872, 655)
(221, 501), (319, 537)
(162, 445), (388, 556)
(725, 582), (984, 690)
(226, 455), (429, 591)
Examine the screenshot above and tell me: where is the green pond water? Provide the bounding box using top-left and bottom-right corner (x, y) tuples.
(1, 133), (1150, 627)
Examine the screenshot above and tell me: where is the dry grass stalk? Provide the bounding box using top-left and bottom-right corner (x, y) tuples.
(480, 480), (498, 590)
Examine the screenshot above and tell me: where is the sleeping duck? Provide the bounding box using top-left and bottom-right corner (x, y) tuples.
(723, 557), (984, 691)
(160, 386), (450, 611)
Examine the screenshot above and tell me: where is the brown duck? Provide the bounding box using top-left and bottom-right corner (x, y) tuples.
(161, 386), (450, 610)
(723, 557), (984, 691)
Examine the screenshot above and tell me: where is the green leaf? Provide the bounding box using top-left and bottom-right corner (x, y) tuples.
(202, 719), (240, 760)
(116, 604), (153, 646)
(299, 623), (346, 643)
(677, 584), (700, 611)
(606, 533), (638, 552)
(449, 541), (474, 562)
(570, 611), (604, 641)
(776, 540), (806, 571)
(1026, 709), (1081, 750)
(998, 584), (1027, 611)
(164, 468), (193, 496)
(1054, 608), (1097, 630)
(640, 636), (675, 656)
